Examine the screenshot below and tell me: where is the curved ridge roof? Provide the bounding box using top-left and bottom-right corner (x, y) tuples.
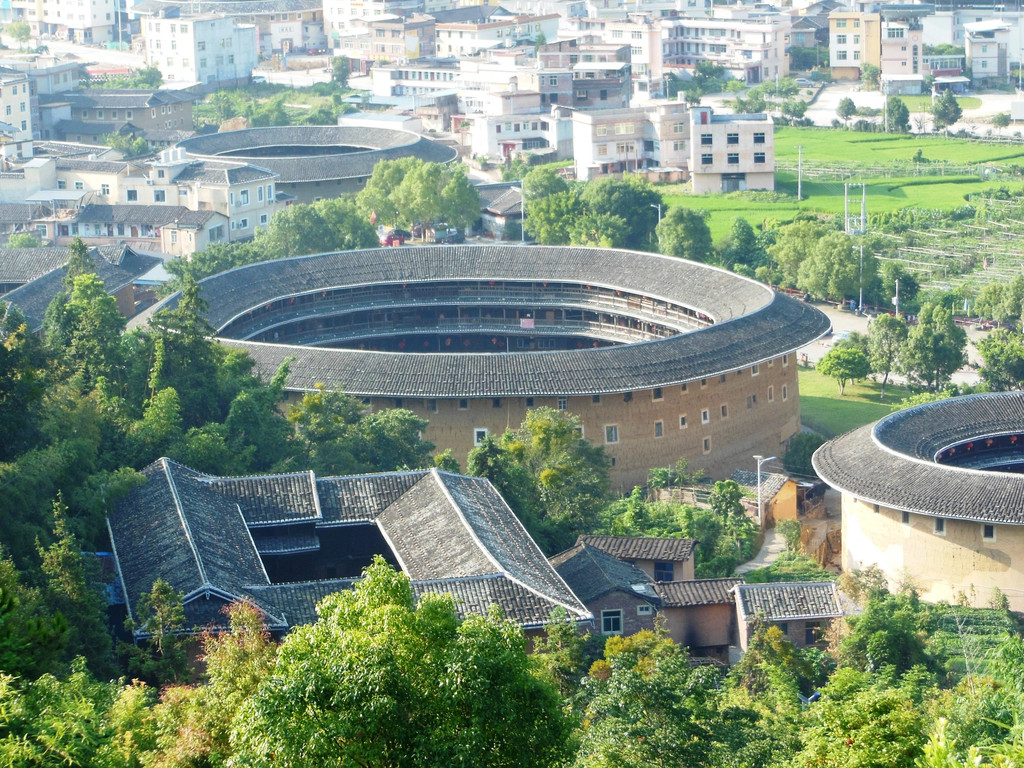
(813, 392), (1024, 524)
(176, 126), (458, 183)
(151, 245), (830, 398)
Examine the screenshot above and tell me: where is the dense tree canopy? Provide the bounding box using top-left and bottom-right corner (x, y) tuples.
(657, 207), (714, 262)
(233, 557), (573, 768)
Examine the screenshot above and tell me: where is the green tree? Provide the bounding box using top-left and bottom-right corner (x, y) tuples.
(256, 197), (378, 257)
(522, 165), (569, 201)
(977, 329), (1024, 391)
(837, 97), (857, 124)
(38, 495), (115, 677)
(886, 96), (911, 133)
(58, 272), (127, 391)
(579, 175), (662, 250)
(658, 207), (713, 262)
(5, 20), (31, 45)
(721, 217), (765, 269)
(932, 89), (963, 133)
(7, 233), (39, 248)
(122, 578), (189, 686)
(861, 63), (881, 90)
(900, 302), (967, 390)
(468, 408), (610, 552)
(331, 56), (350, 87)
(526, 188), (582, 245)
(783, 432), (825, 478)
(797, 231), (867, 301)
(233, 557), (572, 768)
(0, 306), (45, 461)
(818, 346), (871, 395)
(148, 273), (222, 427)
(576, 631), (728, 768)
(869, 314), (910, 397)
(356, 156), (419, 229)
(839, 591), (932, 673)
(791, 669), (929, 768)
(569, 210), (629, 247)
(0, 557), (67, 679)
(769, 219), (829, 287)
(992, 112), (1011, 129)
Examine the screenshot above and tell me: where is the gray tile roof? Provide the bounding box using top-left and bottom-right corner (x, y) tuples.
(0, 203), (51, 225)
(655, 578), (741, 607)
(1, 245), (161, 330)
(107, 462), (590, 638)
(578, 534), (698, 564)
(107, 459), (272, 630)
(550, 542), (658, 603)
(56, 158), (133, 174)
(59, 89), (195, 110)
(161, 245), (829, 398)
(177, 126), (457, 184)
(0, 246), (74, 286)
(813, 392), (1024, 525)
(734, 581), (843, 623)
(171, 160), (277, 185)
(75, 204), (191, 226)
(730, 469), (788, 501)
(54, 119), (132, 138)
(31, 140), (109, 158)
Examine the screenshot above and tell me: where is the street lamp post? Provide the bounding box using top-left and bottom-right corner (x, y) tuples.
(650, 203), (662, 245)
(519, 181), (526, 244)
(753, 454), (778, 528)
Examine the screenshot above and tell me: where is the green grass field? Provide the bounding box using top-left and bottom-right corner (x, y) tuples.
(899, 95), (982, 113)
(660, 128), (1024, 241)
(798, 366), (911, 438)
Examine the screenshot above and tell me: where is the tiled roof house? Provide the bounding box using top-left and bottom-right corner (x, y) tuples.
(107, 460), (591, 639)
(734, 581), (843, 650)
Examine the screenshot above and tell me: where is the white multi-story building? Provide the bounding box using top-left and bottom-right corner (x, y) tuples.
(434, 11), (560, 58)
(662, 8), (791, 85)
(0, 69), (33, 158)
(571, 14), (667, 98)
(688, 106), (773, 194)
(572, 101), (691, 180)
(2, 0), (119, 43)
(323, 0), (422, 45)
(965, 19), (1012, 80)
(143, 14), (258, 90)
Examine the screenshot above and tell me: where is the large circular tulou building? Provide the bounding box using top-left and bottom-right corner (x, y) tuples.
(814, 392), (1024, 611)
(160, 246), (829, 488)
(176, 126), (458, 205)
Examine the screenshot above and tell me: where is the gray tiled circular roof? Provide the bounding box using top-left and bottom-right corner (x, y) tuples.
(172, 246), (829, 398)
(813, 392), (1024, 524)
(176, 126), (457, 183)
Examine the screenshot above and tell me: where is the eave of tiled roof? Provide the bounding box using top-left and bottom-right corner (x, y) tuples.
(814, 392), (1024, 525)
(577, 534), (698, 563)
(655, 577), (741, 607)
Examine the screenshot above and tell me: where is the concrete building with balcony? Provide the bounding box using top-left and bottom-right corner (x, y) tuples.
(2, 0), (120, 43)
(662, 8), (791, 86)
(688, 106), (773, 194)
(879, 7), (925, 82)
(572, 101), (692, 180)
(335, 13), (436, 63)
(570, 13), (667, 98)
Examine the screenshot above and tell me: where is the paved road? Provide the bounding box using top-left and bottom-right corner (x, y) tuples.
(798, 300), (983, 387)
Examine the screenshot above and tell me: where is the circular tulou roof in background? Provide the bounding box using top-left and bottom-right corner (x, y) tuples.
(176, 126), (458, 184)
(814, 391), (1024, 524)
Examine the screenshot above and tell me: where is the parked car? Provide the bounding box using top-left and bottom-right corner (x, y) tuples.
(380, 230), (406, 246)
(795, 77), (814, 87)
(435, 227), (464, 244)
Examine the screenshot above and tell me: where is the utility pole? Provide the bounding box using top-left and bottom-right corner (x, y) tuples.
(797, 145), (803, 201)
(845, 183), (867, 312)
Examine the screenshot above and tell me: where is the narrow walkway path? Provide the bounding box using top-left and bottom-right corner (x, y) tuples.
(735, 527), (786, 575)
